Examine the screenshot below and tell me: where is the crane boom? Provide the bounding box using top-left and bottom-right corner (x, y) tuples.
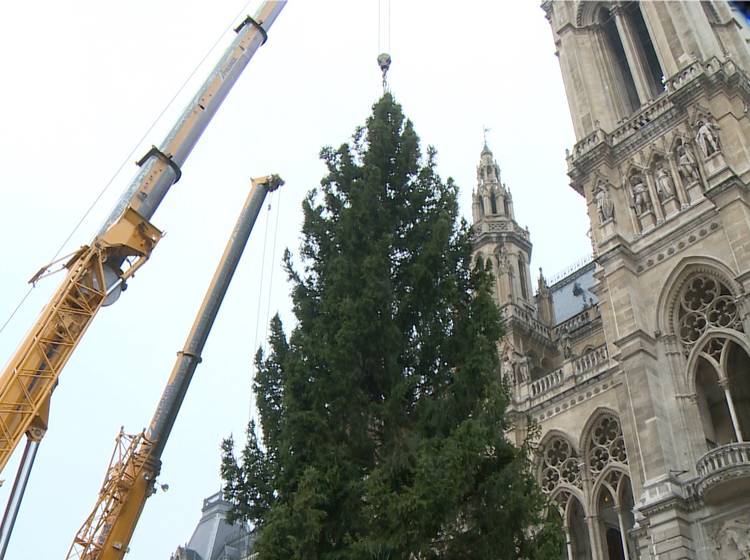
(67, 175), (283, 560)
(0, 1), (286, 476)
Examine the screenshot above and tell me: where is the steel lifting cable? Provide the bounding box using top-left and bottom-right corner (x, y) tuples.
(263, 187), (283, 353)
(377, 0), (392, 91)
(252, 193), (273, 358)
(0, 0), (256, 338)
(248, 189), (273, 424)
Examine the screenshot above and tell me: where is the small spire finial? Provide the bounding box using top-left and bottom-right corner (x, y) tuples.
(483, 125), (491, 148)
(377, 53), (392, 91)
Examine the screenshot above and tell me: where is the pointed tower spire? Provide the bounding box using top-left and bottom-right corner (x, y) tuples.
(536, 267), (556, 327)
(473, 141), (513, 221)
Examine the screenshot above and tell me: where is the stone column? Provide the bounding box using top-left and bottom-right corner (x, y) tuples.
(585, 514), (603, 560)
(615, 506), (631, 560)
(580, 467), (602, 560)
(719, 377), (745, 442)
(564, 527), (574, 560)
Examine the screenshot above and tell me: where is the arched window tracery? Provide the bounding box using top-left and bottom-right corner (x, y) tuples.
(587, 414), (629, 477)
(540, 436), (583, 494)
(585, 414), (634, 560)
(675, 273), (743, 354)
(539, 422), (635, 560)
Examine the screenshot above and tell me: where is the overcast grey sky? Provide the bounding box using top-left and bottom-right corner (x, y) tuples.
(0, 1), (587, 557)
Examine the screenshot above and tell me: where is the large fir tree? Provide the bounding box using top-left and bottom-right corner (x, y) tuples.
(221, 94), (561, 559)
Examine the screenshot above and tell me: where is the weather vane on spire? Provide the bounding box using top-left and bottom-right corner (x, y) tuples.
(483, 125), (491, 147)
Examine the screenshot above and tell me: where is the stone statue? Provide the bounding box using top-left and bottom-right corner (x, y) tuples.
(594, 180), (615, 223)
(696, 119), (721, 158)
(655, 166), (675, 201)
(517, 356), (530, 383)
(561, 330), (572, 359)
(677, 144), (701, 184)
(628, 173), (651, 215)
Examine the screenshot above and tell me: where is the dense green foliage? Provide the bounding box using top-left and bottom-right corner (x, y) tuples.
(221, 94), (561, 559)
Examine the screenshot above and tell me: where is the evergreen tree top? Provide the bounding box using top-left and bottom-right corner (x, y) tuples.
(221, 93), (562, 559)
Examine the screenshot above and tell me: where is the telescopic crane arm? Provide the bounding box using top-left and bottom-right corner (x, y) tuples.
(67, 174), (283, 560)
(0, 1), (285, 475)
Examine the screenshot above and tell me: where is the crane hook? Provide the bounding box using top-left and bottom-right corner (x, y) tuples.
(377, 52), (391, 91)
(378, 53), (391, 92)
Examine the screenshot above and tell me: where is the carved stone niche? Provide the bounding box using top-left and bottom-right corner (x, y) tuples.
(709, 513), (750, 560)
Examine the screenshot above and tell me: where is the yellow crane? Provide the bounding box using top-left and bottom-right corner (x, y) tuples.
(0, 1), (286, 555)
(67, 174), (283, 560)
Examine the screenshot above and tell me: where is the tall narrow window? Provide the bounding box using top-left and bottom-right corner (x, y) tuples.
(503, 197), (510, 216)
(599, 7), (640, 114)
(490, 191), (498, 214)
(627, 2), (665, 98)
(518, 256), (529, 300)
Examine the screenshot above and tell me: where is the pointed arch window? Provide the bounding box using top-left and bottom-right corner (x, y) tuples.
(518, 255), (529, 300)
(625, 2), (664, 98)
(692, 336), (750, 447)
(596, 2), (665, 116)
(599, 6), (640, 114)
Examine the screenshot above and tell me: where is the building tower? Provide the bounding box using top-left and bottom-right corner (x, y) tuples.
(536, 1), (750, 558)
(471, 143), (568, 410)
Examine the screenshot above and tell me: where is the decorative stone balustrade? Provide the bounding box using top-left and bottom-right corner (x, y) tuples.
(573, 344), (608, 375)
(553, 305), (600, 337)
(609, 93), (672, 145)
(667, 59), (703, 91)
(501, 304), (551, 339)
(695, 442), (750, 504)
(515, 342), (612, 408)
(568, 129), (605, 163)
(530, 368), (564, 397)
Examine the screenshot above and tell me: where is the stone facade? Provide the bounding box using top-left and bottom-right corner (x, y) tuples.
(470, 2), (750, 558)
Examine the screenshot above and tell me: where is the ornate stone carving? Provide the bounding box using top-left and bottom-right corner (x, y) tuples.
(495, 245), (511, 273)
(655, 166), (676, 201)
(587, 414), (628, 476)
(499, 338), (519, 385)
(560, 329), (572, 359)
(627, 172), (651, 216)
(711, 514), (750, 560)
(594, 179), (615, 223)
(540, 437), (582, 493)
(676, 274), (743, 351)
(696, 118), (721, 158)
(677, 143), (701, 185)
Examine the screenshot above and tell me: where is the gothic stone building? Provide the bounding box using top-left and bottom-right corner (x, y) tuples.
(472, 1), (750, 559)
